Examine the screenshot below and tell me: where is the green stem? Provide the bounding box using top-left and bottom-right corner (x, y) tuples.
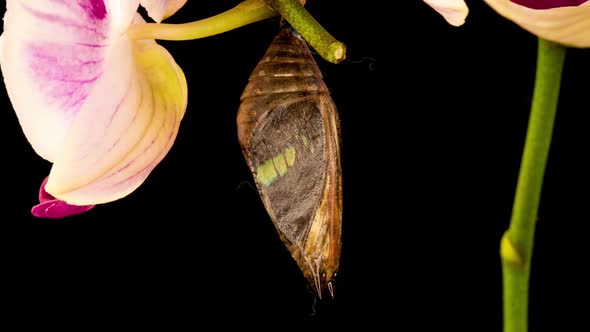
(129, 0), (277, 41)
(265, 0), (346, 63)
(128, 0), (346, 64)
(500, 38), (566, 332)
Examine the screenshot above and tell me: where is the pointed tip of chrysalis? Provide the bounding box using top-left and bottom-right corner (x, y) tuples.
(327, 281), (335, 299)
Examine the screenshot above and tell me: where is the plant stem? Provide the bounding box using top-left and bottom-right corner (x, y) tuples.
(128, 0), (346, 64)
(501, 38), (566, 332)
(129, 0), (277, 41)
(265, 0), (346, 63)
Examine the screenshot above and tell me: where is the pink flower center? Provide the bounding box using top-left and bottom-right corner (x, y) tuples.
(511, 0), (588, 9)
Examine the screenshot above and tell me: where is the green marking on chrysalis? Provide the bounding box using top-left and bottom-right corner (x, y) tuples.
(256, 146), (298, 186)
(300, 135), (314, 153)
(301, 136), (309, 147)
(273, 154), (288, 176)
(257, 159), (278, 186)
(285, 146), (296, 167)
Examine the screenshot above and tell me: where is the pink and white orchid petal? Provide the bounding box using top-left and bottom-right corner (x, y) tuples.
(0, 0), (140, 162)
(140, 0), (187, 23)
(484, 0), (590, 47)
(45, 17), (187, 205)
(423, 0), (469, 26)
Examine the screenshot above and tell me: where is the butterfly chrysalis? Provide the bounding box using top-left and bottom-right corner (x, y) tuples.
(237, 26), (343, 298)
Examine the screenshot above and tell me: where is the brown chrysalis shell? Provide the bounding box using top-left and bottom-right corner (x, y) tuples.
(237, 27), (342, 298)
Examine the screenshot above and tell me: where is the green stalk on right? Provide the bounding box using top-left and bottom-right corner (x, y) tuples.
(501, 38), (566, 332)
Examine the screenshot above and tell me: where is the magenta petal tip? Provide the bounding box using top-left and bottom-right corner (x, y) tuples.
(510, 0), (588, 10)
(32, 201), (95, 219)
(32, 177), (95, 219)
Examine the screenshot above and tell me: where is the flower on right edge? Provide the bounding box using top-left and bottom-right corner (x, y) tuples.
(484, 0), (590, 47)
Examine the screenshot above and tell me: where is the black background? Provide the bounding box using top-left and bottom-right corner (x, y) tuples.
(1, 0), (588, 329)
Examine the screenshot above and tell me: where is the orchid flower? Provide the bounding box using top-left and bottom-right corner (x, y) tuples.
(0, 0), (189, 218)
(423, 0), (469, 26)
(483, 0), (590, 47)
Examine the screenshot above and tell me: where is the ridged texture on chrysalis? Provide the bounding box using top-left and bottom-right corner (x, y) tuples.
(237, 27), (342, 298)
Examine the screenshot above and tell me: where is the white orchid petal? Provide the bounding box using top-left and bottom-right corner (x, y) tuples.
(140, 0), (187, 23)
(106, 0), (142, 34)
(423, 0), (469, 26)
(0, 0), (140, 161)
(45, 25), (187, 205)
(484, 0), (590, 47)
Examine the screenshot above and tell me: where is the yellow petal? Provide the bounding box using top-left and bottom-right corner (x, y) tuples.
(484, 0), (590, 47)
(45, 32), (187, 205)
